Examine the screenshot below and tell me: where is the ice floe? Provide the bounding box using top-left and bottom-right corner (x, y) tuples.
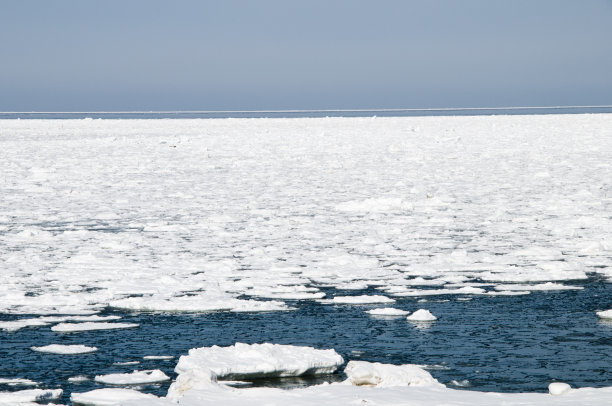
(94, 370), (170, 385)
(143, 355), (174, 360)
(51, 322), (139, 332)
(116, 357), (612, 406)
(31, 344), (98, 354)
(71, 388), (158, 405)
(366, 308), (409, 316)
(174, 343), (344, 380)
(596, 309), (612, 319)
(407, 309), (437, 322)
(0, 388), (62, 403)
(344, 360), (441, 387)
(328, 295), (395, 304)
(0, 378), (37, 386)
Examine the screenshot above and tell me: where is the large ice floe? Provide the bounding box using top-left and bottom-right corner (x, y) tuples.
(174, 343), (344, 380)
(70, 344), (612, 406)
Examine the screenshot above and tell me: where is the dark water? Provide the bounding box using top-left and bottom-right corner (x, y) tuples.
(1, 106), (612, 120)
(1, 276), (611, 404)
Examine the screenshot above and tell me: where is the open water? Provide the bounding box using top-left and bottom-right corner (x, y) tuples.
(1, 277), (610, 404)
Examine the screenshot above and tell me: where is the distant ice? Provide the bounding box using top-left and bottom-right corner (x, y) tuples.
(51, 322), (139, 332)
(31, 344), (98, 354)
(493, 282), (583, 291)
(407, 309), (437, 322)
(174, 343), (344, 380)
(94, 370), (170, 385)
(329, 295), (395, 304)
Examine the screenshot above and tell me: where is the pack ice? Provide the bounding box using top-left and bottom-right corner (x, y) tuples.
(0, 115), (610, 316)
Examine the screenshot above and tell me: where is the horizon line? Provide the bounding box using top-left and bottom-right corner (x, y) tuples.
(2, 105), (612, 115)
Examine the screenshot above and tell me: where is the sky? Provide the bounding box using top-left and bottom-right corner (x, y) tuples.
(1, 0), (612, 111)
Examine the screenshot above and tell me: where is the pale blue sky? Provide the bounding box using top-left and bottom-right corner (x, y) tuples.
(1, 0), (611, 111)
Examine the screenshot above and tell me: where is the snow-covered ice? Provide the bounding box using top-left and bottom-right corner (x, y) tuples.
(118, 358), (612, 406)
(549, 382), (572, 395)
(174, 343), (344, 380)
(344, 360), (441, 387)
(329, 295), (395, 304)
(31, 344), (98, 354)
(94, 370), (170, 385)
(71, 388), (158, 405)
(407, 309), (438, 322)
(366, 308), (409, 316)
(0, 378), (37, 386)
(596, 309), (612, 319)
(0, 388), (62, 403)
(51, 322), (139, 332)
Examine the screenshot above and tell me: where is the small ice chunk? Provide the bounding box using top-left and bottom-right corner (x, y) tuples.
(0, 377), (38, 386)
(175, 343), (344, 380)
(31, 344), (98, 354)
(143, 355), (174, 360)
(71, 388), (158, 405)
(113, 361), (140, 366)
(596, 309), (612, 319)
(344, 361), (440, 387)
(366, 308), (409, 316)
(0, 388), (62, 402)
(94, 369), (170, 385)
(330, 295), (395, 304)
(407, 309), (437, 322)
(68, 375), (89, 383)
(549, 382), (572, 395)
(51, 322), (139, 332)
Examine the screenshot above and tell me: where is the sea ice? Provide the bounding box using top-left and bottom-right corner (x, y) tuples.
(407, 309), (437, 322)
(344, 361), (441, 387)
(0, 318), (51, 332)
(143, 355), (174, 360)
(366, 308), (409, 316)
(71, 388), (158, 405)
(0, 388), (62, 403)
(94, 370), (170, 385)
(31, 344), (98, 354)
(51, 322), (139, 332)
(174, 343), (344, 380)
(0, 378), (37, 386)
(329, 295), (395, 304)
(596, 309), (612, 319)
(549, 382), (572, 395)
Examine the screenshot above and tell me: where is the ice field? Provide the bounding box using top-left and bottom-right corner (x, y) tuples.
(0, 114), (611, 404)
